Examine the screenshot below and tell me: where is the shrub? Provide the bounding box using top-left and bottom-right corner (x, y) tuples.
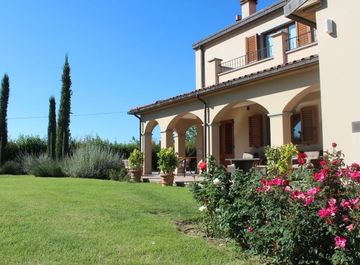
(0, 160), (24, 175)
(128, 149), (143, 170)
(21, 154), (64, 177)
(157, 147), (178, 174)
(264, 143), (297, 176)
(63, 143), (121, 179)
(71, 136), (138, 158)
(192, 144), (360, 265)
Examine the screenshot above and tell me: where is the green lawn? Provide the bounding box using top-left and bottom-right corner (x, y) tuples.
(0, 175), (258, 265)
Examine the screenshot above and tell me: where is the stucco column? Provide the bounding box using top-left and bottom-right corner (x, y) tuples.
(207, 58), (223, 86)
(196, 124), (204, 164)
(143, 132), (153, 175)
(160, 129), (174, 149)
(271, 31), (287, 65)
(209, 122), (220, 162)
(268, 112), (292, 146)
(174, 131), (186, 175)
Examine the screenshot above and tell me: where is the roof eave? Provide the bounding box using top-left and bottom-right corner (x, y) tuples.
(192, 0), (287, 50)
(129, 55), (319, 115)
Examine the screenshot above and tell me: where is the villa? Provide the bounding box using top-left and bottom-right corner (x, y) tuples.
(129, 0), (360, 175)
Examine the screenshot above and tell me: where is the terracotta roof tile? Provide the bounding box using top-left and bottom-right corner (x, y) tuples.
(128, 55), (319, 115)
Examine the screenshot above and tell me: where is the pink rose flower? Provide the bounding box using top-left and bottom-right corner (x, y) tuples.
(349, 197), (359, 206)
(292, 190), (306, 200)
(334, 236), (347, 249)
(318, 208), (331, 218)
(319, 160), (327, 168)
(304, 196), (315, 206)
(272, 177), (288, 186)
(340, 200), (351, 209)
(247, 226), (254, 233)
(313, 169), (327, 182)
(328, 198), (337, 207)
(306, 187), (320, 196)
(346, 224), (354, 232)
(297, 152), (307, 165)
(350, 163), (360, 171)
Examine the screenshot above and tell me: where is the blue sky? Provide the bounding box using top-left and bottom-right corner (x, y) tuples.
(0, 0), (277, 143)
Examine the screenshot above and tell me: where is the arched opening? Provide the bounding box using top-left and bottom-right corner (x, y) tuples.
(212, 100), (269, 165)
(283, 85), (322, 152)
(143, 120), (161, 175)
(167, 113), (203, 175)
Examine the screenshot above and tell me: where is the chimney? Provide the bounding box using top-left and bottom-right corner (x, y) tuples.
(241, 0), (257, 18)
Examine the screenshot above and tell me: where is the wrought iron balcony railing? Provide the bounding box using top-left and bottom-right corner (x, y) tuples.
(286, 29), (317, 51)
(219, 46), (273, 74)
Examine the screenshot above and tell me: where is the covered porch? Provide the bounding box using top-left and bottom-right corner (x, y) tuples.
(129, 57), (323, 174)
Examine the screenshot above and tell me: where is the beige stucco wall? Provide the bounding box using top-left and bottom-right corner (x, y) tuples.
(218, 103), (269, 158)
(317, 0), (360, 163)
(195, 9), (319, 88)
(140, 66), (320, 168)
(286, 42), (318, 62)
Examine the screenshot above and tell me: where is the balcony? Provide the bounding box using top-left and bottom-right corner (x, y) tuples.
(207, 31), (318, 86)
(286, 29), (317, 51)
(219, 46), (273, 74)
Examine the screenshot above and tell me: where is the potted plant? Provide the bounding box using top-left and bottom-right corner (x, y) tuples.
(157, 147), (178, 186)
(128, 149), (143, 182)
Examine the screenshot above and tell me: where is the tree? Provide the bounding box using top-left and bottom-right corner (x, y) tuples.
(56, 55), (72, 160)
(47, 97), (56, 159)
(0, 74), (10, 164)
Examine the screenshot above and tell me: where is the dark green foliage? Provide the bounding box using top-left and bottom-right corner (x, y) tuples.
(70, 136), (138, 158)
(185, 125), (198, 172)
(56, 55), (72, 160)
(4, 136), (47, 162)
(152, 141), (160, 171)
(109, 162), (129, 181)
(47, 97), (56, 159)
(0, 74), (10, 164)
(15, 135), (47, 156)
(0, 160), (24, 175)
(4, 141), (20, 161)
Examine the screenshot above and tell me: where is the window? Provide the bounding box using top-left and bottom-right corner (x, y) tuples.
(291, 106), (318, 145)
(291, 113), (301, 144)
(249, 115), (263, 147)
(288, 23), (297, 50)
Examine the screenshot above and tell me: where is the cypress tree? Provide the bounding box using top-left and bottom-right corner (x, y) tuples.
(47, 96), (56, 159)
(56, 55), (72, 160)
(0, 74), (10, 164)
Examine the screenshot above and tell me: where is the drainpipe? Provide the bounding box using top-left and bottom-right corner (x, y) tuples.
(131, 113), (142, 150)
(196, 94), (208, 161)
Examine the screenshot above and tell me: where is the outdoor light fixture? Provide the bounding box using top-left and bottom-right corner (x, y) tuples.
(324, 19), (334, 34)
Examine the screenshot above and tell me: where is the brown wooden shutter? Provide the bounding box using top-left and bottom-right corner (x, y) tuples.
(246, 34), (258, 63)
(301, 106), (318, 144)
(220, 120), (234, 165)
(249, 115), (263, 147)
(297, 22), (311, 46)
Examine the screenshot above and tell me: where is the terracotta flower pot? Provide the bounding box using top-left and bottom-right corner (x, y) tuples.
(129, 169), (142, 182)
(160, 173), (174, 187)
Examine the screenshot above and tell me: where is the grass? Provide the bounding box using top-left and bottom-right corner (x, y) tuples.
(0, 175), (260, 265)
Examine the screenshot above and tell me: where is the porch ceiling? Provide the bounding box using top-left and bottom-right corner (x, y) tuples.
(284, 0), (321, 25)
(128, 55), (319, 115)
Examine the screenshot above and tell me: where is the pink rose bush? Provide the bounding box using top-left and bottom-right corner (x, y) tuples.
(192, 145), (359, 264)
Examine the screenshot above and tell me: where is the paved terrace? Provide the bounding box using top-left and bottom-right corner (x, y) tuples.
(142, 172), (203, 186)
